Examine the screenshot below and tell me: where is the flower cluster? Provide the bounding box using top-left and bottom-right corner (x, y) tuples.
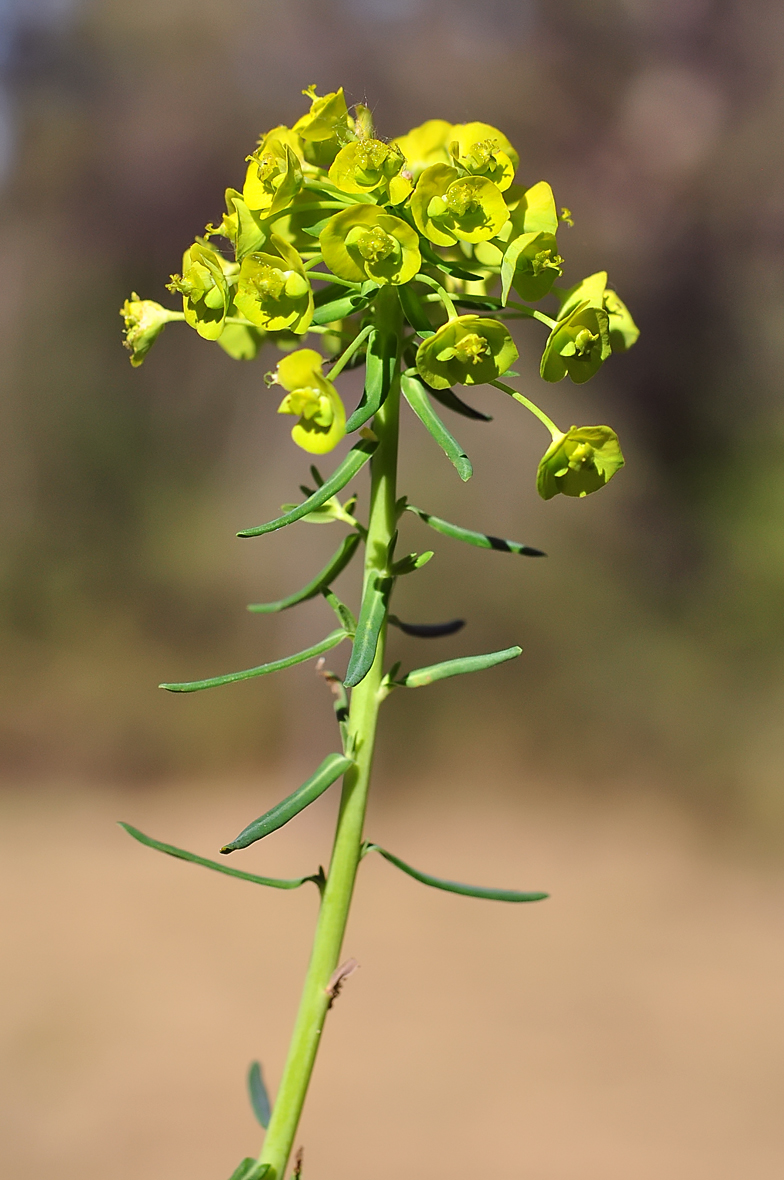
(122, 86), (638, 498)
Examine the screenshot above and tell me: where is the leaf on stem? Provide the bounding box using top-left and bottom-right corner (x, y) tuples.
(311, 286), (379, 325)
(400, 373), (472, 482)
(344, 573), (394, 688)
(159, 629), (349, 693)
(238, 440), (376, 537)
(400, 645), (522, 688)
(345, 327), (396, 432)
(388, 615), (465, 637)
(406, 505), (545, 557)
(248, 1062), (272, 1129)
(397, 283), (433, 334)
(227, 1160), (271, 1180)
(247, 534), (361, 613)
(322, 588), (357, 636)
(221, 753), (353, 853)
(364, 843), (548, 903)
(417, 238), (484, 282)
(426, 384), (492, 422)
(119, 824), (323, 891)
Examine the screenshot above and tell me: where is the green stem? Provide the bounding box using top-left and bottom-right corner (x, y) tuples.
(505, 301), (558, 330)
(491, 380), (561, 438)
(412, 272), (458, 321)
(327, 323), (374, 379)
(257, 288), (402, 1180)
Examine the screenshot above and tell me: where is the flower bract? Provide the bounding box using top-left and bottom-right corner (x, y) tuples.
(415, 315), (518, 389)
(554, 271), (639, 354)
(120, 296), (177, 366)
(320, 205), (421, 285)
(328, 138), (409, 202)
(536, 425), (624, 500)
(448, 121), (518, 191)
(234, 234), (313, 333)
(274, 348), (346, 454)
(167, 242), (234, 340)
(391, 119), (453, 178)
(243, 137), (303, 219)
(411, 165), (509, 246)
(293, 86), (350, 168)
(540, 301), (611, 384)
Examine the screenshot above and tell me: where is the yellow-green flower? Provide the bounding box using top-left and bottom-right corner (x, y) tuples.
(540, 301), (611, 384)
(207, 189), (266, 260)
(292, 86), (350, 169)
(415, 315), (518, 389)
(243, 134), (302, 218)
(328, 137), (410, 202)
(554, 271), (639, 354)
(603, 288), (639, 351)
(448, 121), (518, 191)
(320, 205), (421, 285)
(120, 295), (179, 366)
(392, 119), (453, 178)
(234, 235), (313, 333)
(411, 164), (509, 246)
(274, 348), (346, 454)
(167, 242), (234, 340)
(501, 231), (563, 303)
(537, 425), (624, 500)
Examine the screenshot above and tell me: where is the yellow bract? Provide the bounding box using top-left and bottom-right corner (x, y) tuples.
(274, 348), (346, 454)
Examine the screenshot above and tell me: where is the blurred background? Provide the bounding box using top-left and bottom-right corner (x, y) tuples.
(2, 1), (784, 1178)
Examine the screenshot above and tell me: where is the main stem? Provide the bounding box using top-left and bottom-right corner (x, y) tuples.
(258, 290), (401, 1179)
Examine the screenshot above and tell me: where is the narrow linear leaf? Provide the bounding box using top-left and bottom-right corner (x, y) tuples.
(406, 505), (545, 557)
(248, 534), (361, 613)
(119, 823), (322, 890)
(400, 373), (472, 482)
(365, 844), (548, 903)
(345, 328), (396, 432)
(221, 753), (353, 853)
(397, 283), (433, 334)
(388, 615), (465, 638)
(452, 293), (504, 311)
(427, 385), (492, 422)
(311, 287), (378, 325)
(238, 440), (376, 538)
(159, 629), (348, 693)
(402, 645), (522, 688)
(228, 1159), (271, 1180)
(313, 281), (359, 307)
(322, 588), (357, 636)
(248, 1061), (272, 1129)
(344, 573), (394, 688)
(417, 238), (484, 282)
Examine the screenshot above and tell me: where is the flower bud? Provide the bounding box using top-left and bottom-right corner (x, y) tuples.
(320, 205), (421, 285)
(448, 121), (518, 191)
(415, 315), (518, 389)
(411, 164), (509, 246)
(167, 242), (234, 340)
(540, 301), (611, 384)
(234, 234), (313, 334)
(273, 348), (346, 454)
(536, 425), (624, 500)
(120, 295), (176, 366)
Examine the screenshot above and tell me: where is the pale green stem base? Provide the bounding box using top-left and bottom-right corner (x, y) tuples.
(258, 291), (401, 1180)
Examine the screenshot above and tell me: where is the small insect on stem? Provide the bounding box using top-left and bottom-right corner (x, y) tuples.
(325, 958), (359, 1009)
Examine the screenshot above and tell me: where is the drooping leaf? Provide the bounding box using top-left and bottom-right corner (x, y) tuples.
(221, 753), (354, 853)
(247, 534), (361, 613)
(345, 327), (396, 432)
(426, 385), (492, 422)
(406, 505), (545, 557)
(364, 843), (548, 903)
(238, 440), (376, 537)
(159, 629), (349, 693)
(388, 615), (465, 638)
(248, 1062), (272, 1129)
(400, 374), (472, 482)
(119, 824), (323, 890)
(344, 573), (394, 688)
(401, 645), (522, 688)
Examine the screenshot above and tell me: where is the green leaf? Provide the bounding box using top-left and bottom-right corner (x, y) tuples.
(322, 588), (357, 636)
(119, 823), (322, 891)
(417, 238), (484, 282)
(397, 283), (433, 334)
(222, 753), (353, 853)
(344, 573), (394, 688)
(401, 645), (522, 688)
(365, 843), (548, 903)
(389, 550), (434, 576)
(311, 287), (378, 325)
(427, 384), (492, 422)
(248, 534), (361, 613)
(216, 323), (266, 360)
(451, 293), (504, 311)
(228, 1159), (271, 1180)
(159, 629), (349, 693)
(238, 440), (376, 537)
(248, 1062), (272, 1129)
(388, 615), (465, 637)
(345, 327), (396, 432)
(406, 505), (545, 557)
(400, 373), (472, 482)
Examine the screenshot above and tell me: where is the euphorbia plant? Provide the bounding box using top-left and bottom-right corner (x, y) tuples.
(120, 87), (638, 1180)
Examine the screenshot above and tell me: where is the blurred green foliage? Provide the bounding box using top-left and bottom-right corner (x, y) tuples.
(1, 0), (783, 833)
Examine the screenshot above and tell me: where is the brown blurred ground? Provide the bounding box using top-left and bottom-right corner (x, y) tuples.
(2, 776), (782, 1180)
